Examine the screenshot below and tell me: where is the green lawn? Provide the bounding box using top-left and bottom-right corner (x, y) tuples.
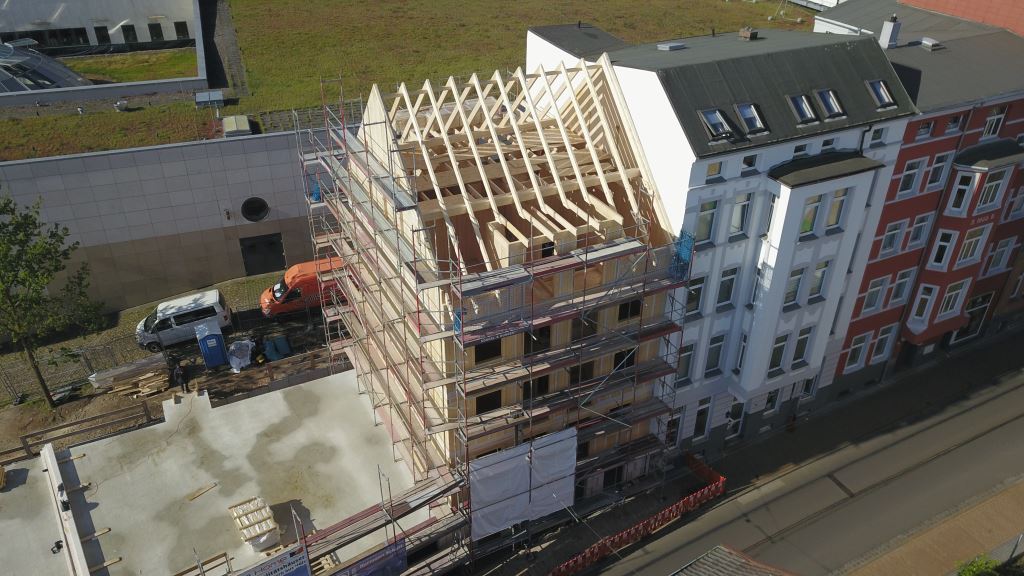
(229, 0), (813, 112)
(59, 48), (198, 83)
(0, 103), (218, 161)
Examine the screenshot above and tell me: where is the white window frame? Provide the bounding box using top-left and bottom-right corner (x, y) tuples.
(695, 200), (717, 244)
(809, 260), (829, 299)
(801, 194), (822, 236)
(785, 267), (804, 306)
(768, 334), (788, 373)
(945, 115), (962, 134)
(735, 334), (748, 372)
(937, 279), (970, 319)
(717, 267), (738, 307)
(888, 268), (916, 306)
(867, 79), (896, 108)
(800, 377), (818, 400)
(862, 277), (887, 315)
(1012, 272), (1024, 299)
(926, 152), (953, 190)
(736, 103), (767, 134)
(929, 230), (958, 270)
(879, 220), (907, 257)
(897, 158), (926, 198)
(816, 89), (845, 119)
(677, 343), (695, 385)
(686, 276), (705, 316)
(826, 188), (848, 230)
(693, 396), (712, 440)
(764, 389), (779, 413)
(706, 161), (722, 180)
(907, 213), (933, 249)
(975, 169), (1009, 214)
(910, 284), (938, 323)
(790, 94), (818, 124)
(983, 106), (1007, 139)
(1005, 186), (1024, 221)
(704, 334), (725, 376)
(725, 398), (746, 438)
(700, 109), (732, 139)
(845, 332), (871, 373)
(956, 226), (989, 268)
(742, 154), (758, 172)
(871, 324), (898, 364)
(730, 193), (751, 236)
(792, 326), (813, 366)
(870, 127), (886, 146)
(915, 120), (933, 140)
(947, 172), (977, 216)
(985, 237), (1015, 276)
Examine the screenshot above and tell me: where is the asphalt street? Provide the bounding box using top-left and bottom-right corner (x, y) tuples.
(601, 366), (1024, 575)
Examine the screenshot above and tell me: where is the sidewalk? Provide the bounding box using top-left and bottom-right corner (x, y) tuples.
(480, 328), (1024, 575)
(847, 477), (1024, 576)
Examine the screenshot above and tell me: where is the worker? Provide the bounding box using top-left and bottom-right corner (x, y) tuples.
(173, 361), (188, 394)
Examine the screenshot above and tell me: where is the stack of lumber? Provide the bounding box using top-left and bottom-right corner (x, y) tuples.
(228, 496), (280, 551)
(107, 371), (168, 398)
(90, 355), (166, 390)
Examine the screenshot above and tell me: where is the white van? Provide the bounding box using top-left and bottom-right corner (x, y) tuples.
(136, 289), (233, 352)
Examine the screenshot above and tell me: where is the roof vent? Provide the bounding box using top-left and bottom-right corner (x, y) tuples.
(739, 27), (759, 41)
(920, 37), (944, 51)
(657, 41), (685, 51)
(879, 13), (901, 49)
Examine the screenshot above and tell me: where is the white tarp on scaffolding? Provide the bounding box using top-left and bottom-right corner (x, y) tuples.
(469, 427), (577, 541)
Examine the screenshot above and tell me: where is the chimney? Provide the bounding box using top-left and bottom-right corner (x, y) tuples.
(879, 13), (901, 49)
(739, 27), (759, 41)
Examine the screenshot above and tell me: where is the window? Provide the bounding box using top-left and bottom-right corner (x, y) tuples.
(618, 299), (642, 321)
(541, 241), (555, 257)
(768, 335), (788, 374)
(870, 128), (885, 146)
(792, 327), (812, 366)
(983, 106), (1007, 138)
(763, 195), (777, 236)
(693, 397), (711, 439)
(800, 377), (818, 399)
(862, 277), (886, 314)
(867, 79), (895, 108)
(826, 188), (847, 230)
(801, 195), (822, 235)
(898, 159), (925, 197)
(152, 318), (172, 333)
(696, 200), (717, 244)
(880, 221), (906, 256)
(726, 399), (745, 437)
(603, 465), (625, 490)
(794, 143), (809, 156)
(958, 227), (986, 265)
(938, 279), (970, 317)
(735, 334), (748, 371)
(930, 231), (956, 268)
(475, 390), (502, 414)
(666, 417), (680, 446)
(174, 21), (190, 40)
(809, 260), (829, 299)
(1013, 273), (1024, 298)
(845, 333), (870, 371)
(568, 361), (595, 385)
(522, 375), (549, 402)
(717, 267), (738, 307)
(889, 269), (915, 305)
(816, 89), (845, 118)
(524, 325), (551, 355)
(571, 311), (597, 341)
(871, 325), (897, 363)
(948, 173), (976, 215)
(172, 306), (217, 325)
(790, 94), (817, 124)
(736, 103), (767, 134)
(705, 335), (725, 376)
(613, 348), (636, 370)
(764, 389), (779, 412)
(750, 265), (764, 305)
(700, 109), (732, 139)
(927, 153), (953, 190)
(686, 276), (705, 316)
(741, 154), (758, 171)
(94, 26), (111, 44)
(785, 267), (804, 305)
(730, 193), (750, 236)
(945, 115), (962, 133)
(677, 344), (694, 385)
(148, 23), (164, 42)
(1005, 186), (1024, 220)
(474, 339), (502, 364)
(915, 121), (933, 140)
(976, 170), (1008, 212)
(911, 285), (937, 322)
(822, 137), (836, 150)
(986, 237), (1014, 275)
(121, 24), (138, 44)
(706, 161), (722, 180)
(907, 214), (933, 249)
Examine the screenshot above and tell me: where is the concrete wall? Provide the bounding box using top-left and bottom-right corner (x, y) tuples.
(0, 132), (313, 311)
(0, 76), (207, 106)
(0, 0), (196, 46)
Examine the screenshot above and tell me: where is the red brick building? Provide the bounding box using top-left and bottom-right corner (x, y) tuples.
(901, 0), (1024, 38)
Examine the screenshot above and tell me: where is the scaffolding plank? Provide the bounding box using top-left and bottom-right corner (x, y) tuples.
(453, 266), (532, 298)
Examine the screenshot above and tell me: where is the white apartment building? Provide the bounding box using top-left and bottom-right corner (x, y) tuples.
(528, 24), (914, 456)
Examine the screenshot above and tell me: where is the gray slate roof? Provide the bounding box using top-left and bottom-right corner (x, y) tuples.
(954, 139), (1024, 170)
(528, 23), (629, 59)
(769, 151), (884, 187)
(604, 30), (915, 158)
(818, 0), (1024, 111)
(671, 545), (794, 576)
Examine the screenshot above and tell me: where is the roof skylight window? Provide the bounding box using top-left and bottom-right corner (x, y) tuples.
(789, 95), (818, 124)
(867, 79), (896, 109)
(736, 103), (767, 134)
(816, 89), (845, 119)
(700, 108), (733, 140)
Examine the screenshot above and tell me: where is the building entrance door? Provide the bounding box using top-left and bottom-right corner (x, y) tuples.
(239, 233), (286, 276)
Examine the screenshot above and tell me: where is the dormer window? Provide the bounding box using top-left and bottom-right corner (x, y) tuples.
(816, 89), (845, 119)
(700, 109), (733, 140)
(736, 103), (767, 134)
(789, 95), (818, 124)
(867, 79), (896, 109)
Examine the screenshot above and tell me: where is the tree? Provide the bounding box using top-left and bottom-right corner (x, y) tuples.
(0, 194), (102, 409)
(958, 556), (1000, 576)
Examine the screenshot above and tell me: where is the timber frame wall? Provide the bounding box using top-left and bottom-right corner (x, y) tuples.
(298, 56), (692, 540)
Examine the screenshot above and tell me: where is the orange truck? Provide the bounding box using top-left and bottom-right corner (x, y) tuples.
(260, 258), (344, 317)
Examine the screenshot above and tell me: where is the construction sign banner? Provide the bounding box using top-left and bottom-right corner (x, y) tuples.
(234, 546), (311, 576)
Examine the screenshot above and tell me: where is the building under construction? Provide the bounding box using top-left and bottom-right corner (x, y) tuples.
(298, 56), (692, 552)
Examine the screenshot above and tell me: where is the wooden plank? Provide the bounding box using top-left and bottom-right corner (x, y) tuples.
(58, 453), (86, 464)
(89, 557), (122, 573)
(80, 528), (111, 543)
(186, 482), (217, 502)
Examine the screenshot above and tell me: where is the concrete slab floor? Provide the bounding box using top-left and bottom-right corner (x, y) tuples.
(0, 461), (69, 575)
(17, 370), (424, 576)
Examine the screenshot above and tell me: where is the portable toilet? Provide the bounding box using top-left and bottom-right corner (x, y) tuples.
(195, 320), (228, 368)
